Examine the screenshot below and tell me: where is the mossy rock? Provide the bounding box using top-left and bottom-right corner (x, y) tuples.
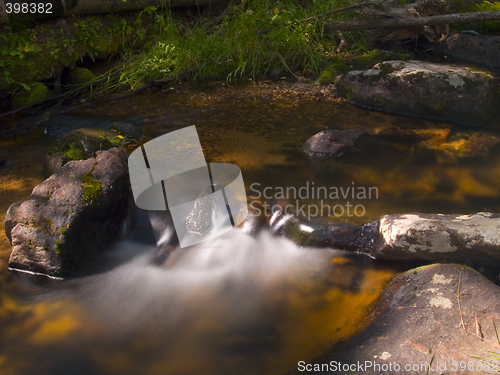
(351, 49), (411, 70)
(337, 60), (497, 127)
(69, 67), (96, 85)
(81, 171), (102, 203)
(317, 63), (350, 85)
(11, 82), (53, 109)
(43, 128), (131, 176)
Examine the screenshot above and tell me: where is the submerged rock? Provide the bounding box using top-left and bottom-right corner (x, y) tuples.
(326, 263), (500, 374)
(109, 121), (148, 140)
(337, 60), (497, 127)
(457, 132), (500, 159)
(303, 128), (367, 157)
(43, 127), (132, 175)
(5, 149), (129, 278)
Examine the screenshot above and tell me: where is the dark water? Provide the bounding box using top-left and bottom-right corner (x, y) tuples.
(1, 83), (500, 375)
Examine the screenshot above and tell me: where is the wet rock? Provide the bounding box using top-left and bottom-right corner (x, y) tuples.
(374, 127), (426, 144)
(236, 203), (269, 236)
(303, 128), (368, 157)
(43, 127), (131, 176)
(147, 210), (178, 265)
(45, 115), (115, 136)
(109, 121), (148, 140)
(337, 60), (497, 127)
(238, 202), (362, 250)
(5, 149), (129, 278)
(440, 33), (500, 72)
(457, 132), (500, 159)
(362, 212), (500, 267)
(326, 263), (500, 374)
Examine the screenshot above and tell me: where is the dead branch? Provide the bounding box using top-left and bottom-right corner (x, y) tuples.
(325, 10), (500, 31)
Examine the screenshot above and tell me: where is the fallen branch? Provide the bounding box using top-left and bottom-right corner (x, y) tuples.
(0, 72), (121, 119)
(0, 66), (199, 119)
(325, 10), (500, 31)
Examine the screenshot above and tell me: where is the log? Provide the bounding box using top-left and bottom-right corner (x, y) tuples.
(325, 10), (500, 31)
(0, 0), (228, 26)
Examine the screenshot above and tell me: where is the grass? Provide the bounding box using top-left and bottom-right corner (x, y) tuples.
(0, 0), (373, 102)
(114, 0), (371, 89)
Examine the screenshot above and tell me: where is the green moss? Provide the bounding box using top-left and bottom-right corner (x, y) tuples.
(11, 82), (53, 108)
(43, 245), (48, 251)
(60, 227), (67, 235)
(45, 194), (51, 201)
(90, 160), (98, 172)
(55, 239), (62, 255)
(45, 218), (52, 229)
(352, 49), (411, 70)
(81, 171), (102, 203)
(69, 67), (96, 84)
(317, 63), (349, 85)
(65, 147), (85, 161)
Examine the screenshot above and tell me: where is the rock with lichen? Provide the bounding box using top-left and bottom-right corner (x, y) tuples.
(326, 263), (500, 373)
(5, 149), (129, 278)
(43, 127), (132, 176)
(337, 60), (497, 127)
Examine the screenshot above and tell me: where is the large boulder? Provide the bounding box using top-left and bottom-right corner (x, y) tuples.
(5, 148), (129, 278)
(439, 33), (500, 73)
(325, 263), (500, 374)
(337, 60), (497, 127)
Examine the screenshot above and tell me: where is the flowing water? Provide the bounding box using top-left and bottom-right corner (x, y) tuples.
(1, 82), (500, 374)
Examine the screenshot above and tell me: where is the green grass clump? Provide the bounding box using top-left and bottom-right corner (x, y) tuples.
(117, 0), (371, 88)
(81, 172), (102, 203)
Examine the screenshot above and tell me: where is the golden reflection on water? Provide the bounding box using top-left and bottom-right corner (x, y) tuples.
(0, 251), (397, 375)
(0, 82), (499, 374)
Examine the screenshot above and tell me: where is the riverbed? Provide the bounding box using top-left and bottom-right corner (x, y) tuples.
(1, 81), (499, 374)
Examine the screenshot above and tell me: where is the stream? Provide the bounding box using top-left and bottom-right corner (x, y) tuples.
(1, 82), (500, 375)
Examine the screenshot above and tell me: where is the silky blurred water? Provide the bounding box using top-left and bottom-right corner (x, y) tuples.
(1, 82), (500, 374)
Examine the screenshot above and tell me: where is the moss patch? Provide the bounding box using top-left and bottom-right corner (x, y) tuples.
(47, 127), (130, 166)
(317, 63), (350, 85)
(81, 171), (102, 203)
(69, 67), (96, 85)
(11, 82), (53, 108)
(351, 49), (411, 70)
(65, 147), (85, 161)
